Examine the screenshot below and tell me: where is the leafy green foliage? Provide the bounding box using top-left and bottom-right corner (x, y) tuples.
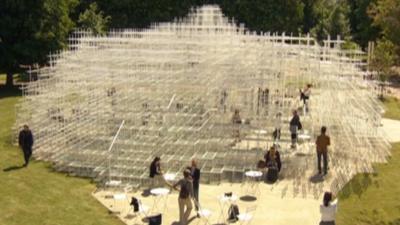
(371, 38), (397, 78)
(369, 0), (400, 47)
(0, 0), (78, 86)
(309, 0), (351, 41)
(348, 0), (380, 49)
(369, 0), (400, 65)
(78, 3), (110, 35)
(219, 0), (305, 34)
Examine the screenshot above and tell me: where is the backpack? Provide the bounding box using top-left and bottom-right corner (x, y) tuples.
(297, 121), (302, 130)
(148, 213), (162, 225)
(228, 204), (240, 222)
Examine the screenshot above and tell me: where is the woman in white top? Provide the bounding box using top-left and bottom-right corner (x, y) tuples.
(320, 192), (338, 225)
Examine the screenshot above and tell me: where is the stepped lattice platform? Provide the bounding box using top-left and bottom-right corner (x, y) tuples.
(15, 5), (390, 196)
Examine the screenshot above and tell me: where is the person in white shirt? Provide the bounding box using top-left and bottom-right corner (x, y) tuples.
(320, 192), (338, 225)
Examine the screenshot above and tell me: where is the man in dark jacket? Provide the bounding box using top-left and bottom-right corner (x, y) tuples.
(18, 125), (34, 167)
(187, 159), (201, 215)
(289, 110), (302, 148)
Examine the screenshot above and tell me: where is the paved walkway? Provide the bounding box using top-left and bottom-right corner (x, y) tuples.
(380, 118), (400, 142)
(93, 181), (321, 225)
(92, 118), (400, 225)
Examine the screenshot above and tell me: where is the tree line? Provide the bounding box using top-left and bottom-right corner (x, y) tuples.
(1, 0), (399, 87)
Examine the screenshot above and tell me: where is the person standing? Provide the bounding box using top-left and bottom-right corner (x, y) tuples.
(149, 157), (163, 187)
(18, 125), (34, 167)
(171, 169), (194, 225)
(320, 192), (338, 225)
(316, 126), (331, 175)
(231, 109), (242, 142)
(273, 112), (282, 142)
(187, 159), (201, 216)
(300, 84), (312, 113)
(289, 110), (302, 148)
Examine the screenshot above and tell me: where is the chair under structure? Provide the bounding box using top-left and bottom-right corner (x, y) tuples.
(237, 205), (257, 225)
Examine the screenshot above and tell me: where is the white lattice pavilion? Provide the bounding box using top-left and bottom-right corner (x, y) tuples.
(15, 5), (390, 196)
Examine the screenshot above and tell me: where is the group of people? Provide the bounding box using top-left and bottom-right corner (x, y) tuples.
(149, 158), (201, 225)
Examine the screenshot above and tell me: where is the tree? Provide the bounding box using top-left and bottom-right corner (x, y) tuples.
(78, 3), (111, 35)
(220, 0), (305, 34)
(0, 0), (77, 87)
(347, 0), (380, 49)
(370, 38), (397, 98)
(310, 0), (351, 41)
(369, 0), (400, 63)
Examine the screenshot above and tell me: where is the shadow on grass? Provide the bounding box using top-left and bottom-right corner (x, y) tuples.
(0, 84), (22, 98)
(3, 165), (25, 172)
(339, 173), (372, 199)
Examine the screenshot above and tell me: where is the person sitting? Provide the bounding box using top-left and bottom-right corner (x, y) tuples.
(320, 192), (338, 225)
(149, 157), (163, 187)
(264, 145), (282, 172)
(264, 145), (281, 182)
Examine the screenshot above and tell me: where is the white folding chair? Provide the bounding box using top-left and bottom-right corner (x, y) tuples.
(237, 205), (257, 225)
(112, 185), (132, 215)
(127, 199), (150, 225)
(112, 193), (128, 214)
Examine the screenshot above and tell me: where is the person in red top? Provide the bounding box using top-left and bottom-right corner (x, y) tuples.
(316, 126), (331, 175)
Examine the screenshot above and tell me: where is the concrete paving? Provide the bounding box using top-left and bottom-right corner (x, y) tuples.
(380, 118), (400, 142)
(93, 181), (322, 225)
(92, 119), (400, 225)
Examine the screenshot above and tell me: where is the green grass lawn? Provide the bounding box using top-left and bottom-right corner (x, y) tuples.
(336, 143), (400, 225)
(336, 96), (400, 225)
(383, 96), (400, 120)
(0, 87), (123, 225)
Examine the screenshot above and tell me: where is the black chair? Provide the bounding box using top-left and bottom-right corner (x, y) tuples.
(147, 213), (162, 225)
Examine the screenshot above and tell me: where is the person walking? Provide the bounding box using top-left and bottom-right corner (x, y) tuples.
(18, 125), (34, 167)
(170, 169), (194, 225)
(316, 126), (331, 175)
(289, 110), (302, 148)
(300, 84), (312, 113)
(187, 159), (201, 216)
(320, 192), (338, 225)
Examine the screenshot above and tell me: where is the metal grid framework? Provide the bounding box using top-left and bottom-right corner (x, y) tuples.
(15, 5), (390, 196)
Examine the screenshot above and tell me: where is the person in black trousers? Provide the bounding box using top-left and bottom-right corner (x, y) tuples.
(187, 159), (201, 216)
(18, 125), (34, 167)
(149, 157), (163, 188)
(289, 110), (302, 148)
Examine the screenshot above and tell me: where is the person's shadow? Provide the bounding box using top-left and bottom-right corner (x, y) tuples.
(3, 165), (24, 172)
(309, 173), (324, 183)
